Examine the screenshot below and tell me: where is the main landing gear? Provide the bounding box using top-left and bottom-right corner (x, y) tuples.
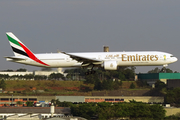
(84, 64), (96, 75)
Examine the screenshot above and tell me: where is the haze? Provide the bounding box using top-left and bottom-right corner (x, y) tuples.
(0, 0), (180, 73)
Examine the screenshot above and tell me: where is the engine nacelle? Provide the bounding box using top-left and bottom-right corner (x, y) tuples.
(102, 61), (118, 70)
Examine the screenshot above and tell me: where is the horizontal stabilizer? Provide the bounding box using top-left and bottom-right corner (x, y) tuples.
(4, 56), (27, 60)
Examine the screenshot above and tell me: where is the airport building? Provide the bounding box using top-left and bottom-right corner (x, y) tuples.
(0, 95), (164, 107)
(0, 95), (164, 119)
(137, 73), (180, 87)
(0, 71), (59, 76)
(0, 71), (33, 76)
(167, 79), (180, 88)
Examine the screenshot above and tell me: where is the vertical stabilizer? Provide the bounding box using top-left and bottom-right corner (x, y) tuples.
(6, 32), (49, 66)
(6, 32), (32, 57)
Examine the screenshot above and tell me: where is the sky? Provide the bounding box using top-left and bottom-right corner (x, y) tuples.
(0, 0), (180, 73)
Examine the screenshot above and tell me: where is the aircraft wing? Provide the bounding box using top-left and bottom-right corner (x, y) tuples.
(62, 52), (103, 65)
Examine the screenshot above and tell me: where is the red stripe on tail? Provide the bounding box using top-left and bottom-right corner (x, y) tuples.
(18, 42), (49, 66)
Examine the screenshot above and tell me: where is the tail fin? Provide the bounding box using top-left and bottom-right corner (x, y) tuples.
(6, 32), (49, 66)
(6, 32), (33, 57)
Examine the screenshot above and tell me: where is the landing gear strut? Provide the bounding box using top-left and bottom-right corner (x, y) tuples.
(160, 67), (166, 73)
(85, 64), (96, 75)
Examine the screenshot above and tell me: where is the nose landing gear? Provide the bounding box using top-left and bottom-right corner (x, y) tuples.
(160, 64), (168, 73)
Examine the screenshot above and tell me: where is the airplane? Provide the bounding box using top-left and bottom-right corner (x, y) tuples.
(5, 32), (178, 75)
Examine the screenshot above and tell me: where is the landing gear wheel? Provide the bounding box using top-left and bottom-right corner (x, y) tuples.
(84, 64), (97, 75)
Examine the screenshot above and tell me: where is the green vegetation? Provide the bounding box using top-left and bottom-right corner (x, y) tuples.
(26, 101), (34, 107)
(49, 73), (65, 80)
(65, 66), (136, 81)
(130, 82), (136, 89)
(0, 79), (6, 90)
(16, 101), (23, 106)
(1, 67), (180, 108)
(51, 99), (73, 107)
(165, 88), (180, 107)
(148, 67), (174, 73)
(70, 100), (165, 120)
(16, 68), (27, 72)
(2, 80), (141, 96)
(164, 115), (180, 120)
(0, 66), (140, 95)
(49, 99), (166, 119)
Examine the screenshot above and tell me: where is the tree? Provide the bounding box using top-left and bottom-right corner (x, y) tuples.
(118, 72), (126, 81)
(148, 67), (161, 73)
(166, 88), (180, 106)
(155, 80), (166, 90)
(113, 80), (122, 90)
(16, 68), (27, 72)
(130, 82), (135, 89)
(34, 75), (47, 80)
(49, 73), (65, 80)
(64, 66), (136, 81)
(164, 68), (173, 73)
(0, 74), (9, 80)
(51, 99), (73, 107)
(65, 68), (86, 77)
(26, 101), (34, 107)
(94, 79), (102, 90)
(0, 79), (6, 90)
(24, 74), (34, 80)
(148, 67), (174, 73)
(84, 74), (99, 84)
(123, 68), (135, 80)
(101, 79), (113, 90)
(16, 101), (23, 106)
(71, 103), (97, 119)
(70, 101), (166, 119)
(136, 80), (149, 88)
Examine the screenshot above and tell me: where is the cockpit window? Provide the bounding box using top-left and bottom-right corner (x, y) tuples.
(170, 56), (174, 57)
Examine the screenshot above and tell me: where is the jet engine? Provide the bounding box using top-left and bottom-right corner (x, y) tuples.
(102, 61), (117, 70)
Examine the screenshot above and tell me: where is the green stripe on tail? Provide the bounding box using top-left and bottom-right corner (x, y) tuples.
(6, 34), (21, 47)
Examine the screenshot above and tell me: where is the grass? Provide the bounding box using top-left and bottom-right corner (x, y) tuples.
(2, 80), (152, 96)
(5, 80), (85, 90)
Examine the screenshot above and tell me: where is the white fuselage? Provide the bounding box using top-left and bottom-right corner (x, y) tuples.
(7, 51), (178, 68)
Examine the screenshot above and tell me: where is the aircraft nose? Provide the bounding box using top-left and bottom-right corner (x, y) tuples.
(173, 57), (178, 62)
(175, 57), (178, 62)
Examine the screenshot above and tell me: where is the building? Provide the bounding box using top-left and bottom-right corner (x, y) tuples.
(0, 71), (33, 76)
(0, 70), (67, 81)
(137, 73), (180, 87)
(167, 79), (180, 88)
(0, 95), (164, 107)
